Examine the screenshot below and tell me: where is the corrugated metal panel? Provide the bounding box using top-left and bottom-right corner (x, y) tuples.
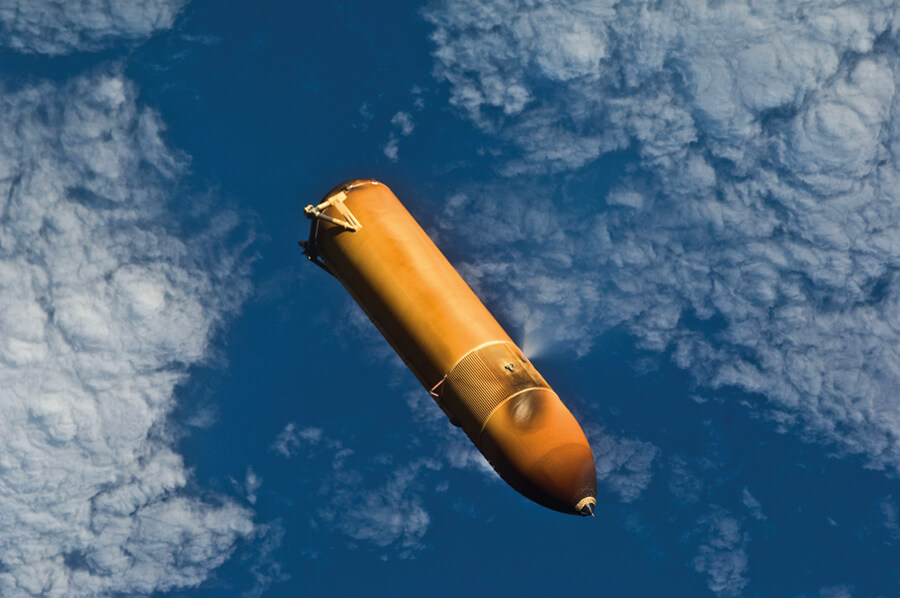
(442, 342), (549, 436)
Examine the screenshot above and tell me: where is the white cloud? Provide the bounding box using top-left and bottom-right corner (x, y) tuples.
(270, 422), (325, 458)
(411, 85), (426, 111)
(668, 457), (704, 506)
(585, 425), (659, 503)
(245, 467), (262, 505)
(740, 488), (766, 522)
(241, 520), (289, 598)
(283, 421), (442, 557)
(0, 69), (254, 596)
(391, 111), (415, 136)
(880, 495), (899, 541)
(815, 586), (856, 598)
(426, 0), (900, 474)
(383, 111), (416, 162)
(185, 403), (218, 429)
(383, 136), (401, 162)
(316, 453), (441, 559)
(355, 102), (375, 132)
(441, 437), (495, 477)
(692, 508), (750, 598)
(0, 0), (186, 55)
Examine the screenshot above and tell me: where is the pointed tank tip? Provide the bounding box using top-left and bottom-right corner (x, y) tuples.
(575, 497), (595, 517)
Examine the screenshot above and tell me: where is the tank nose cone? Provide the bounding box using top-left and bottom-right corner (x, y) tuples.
(477, 388), (597, 515)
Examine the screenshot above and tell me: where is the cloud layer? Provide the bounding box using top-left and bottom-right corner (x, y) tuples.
(0, 0), (185, 55)
(426, 1), (900, 473)
(0, 70), (253, 596)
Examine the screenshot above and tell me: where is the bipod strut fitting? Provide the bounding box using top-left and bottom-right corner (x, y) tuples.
(299, 190), (362, 275)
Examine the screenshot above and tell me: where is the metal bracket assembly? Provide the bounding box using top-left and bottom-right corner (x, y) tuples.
(299, 190), (362, 274)
(429, 377), (445, 399)
(303, 191), (362, 232)
(428, 376), (460, 427)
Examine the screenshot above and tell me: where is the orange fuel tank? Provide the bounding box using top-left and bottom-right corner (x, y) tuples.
(301, 180), (596, 516)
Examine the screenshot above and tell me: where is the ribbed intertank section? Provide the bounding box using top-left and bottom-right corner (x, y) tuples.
(440, 342), (549, 443)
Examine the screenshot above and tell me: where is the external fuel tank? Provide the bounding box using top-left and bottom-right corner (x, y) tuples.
(300, 179), (596, 516)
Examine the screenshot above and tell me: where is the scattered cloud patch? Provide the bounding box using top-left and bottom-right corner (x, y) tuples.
(244, 467), (262, 505)
(241, 520), (289, 598)
(879, 495), (899, 541)
(586, 425), (659, 503)
(185, 403), (218, 429)
(0, 69), (254, 596)
(411, 84), (427, 111)
(383, 111), (416, 161)
(668, 457), (705, 506)
(442, 435), (495, 477)
(815, 586), (856, 598)
(391, 111), (415, 136)
(425, 0), (900, 475)
(270, 422), (326, 458)
(691, 508), (750, 598)
(0, 0), (186, 55)
(316, 454), (441, 559)
(354, 102), (375, 131)
(741, 488), (767, 522)
(383, 139), (400, 161)
(292, 424), (441, 558)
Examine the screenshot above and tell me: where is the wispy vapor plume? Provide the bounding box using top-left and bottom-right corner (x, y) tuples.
(0, 0), (186, 55)
(0, 70), (254, 596)
(426, 0), (900, 473)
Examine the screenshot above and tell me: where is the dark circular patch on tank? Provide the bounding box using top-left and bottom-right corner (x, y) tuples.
(507, 388), (550, 431)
